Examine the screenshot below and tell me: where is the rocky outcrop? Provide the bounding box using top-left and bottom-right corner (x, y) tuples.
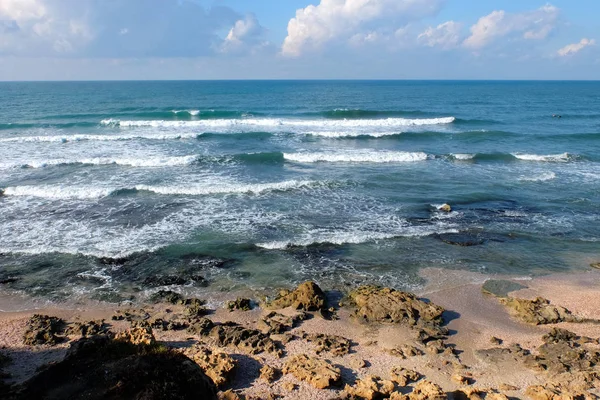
(14, 334), (218, 400)
(386, 344), (424, 359)
(150, 318), (188, 331)
(183, 345), (237, 388)
(259, 365), (281, 383)
(499, 297), (578, 325)
(268, 281), (326, 311)
(114, 325), (156, 346)
(453, 388), (508, 400)
(525, 373), (600, 400)
(282, 354), (341, 389)
(347, 286), (445, 333)
(22, 314), (66, 346)
(301, 332), (352, 356)
(226, 298), (252, 312)
(258, 311), (308, 334)
(403, 380), (447, 400)
(344, 375), (395, 399)
(183, 298), (209, 318)
(64, 320), (109, 338)
(149, 290), (185, 304)
(390, 366), (422, 386)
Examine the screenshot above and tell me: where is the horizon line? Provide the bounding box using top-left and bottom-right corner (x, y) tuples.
(1, 78), (600, 83)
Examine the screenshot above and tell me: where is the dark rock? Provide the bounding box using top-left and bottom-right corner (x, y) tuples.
(111, 309), (150, 322)
(258, 311), (308, 334)
(0, 277), (19, 285)
(226, 298), (252, 312)
(149, 290), (185, 304)
(437, 232), (485, 246)
(183, 345), (236, 388)
(150, 318), (189, 332)
(481, 280), (527, 298)
(143, 274), (207, 287)
(207, 323), (282, 357)
(14, 334), (217, 400)
(183, 298), (208, 317)
(23, 315), (66, 346)
(300, 332), (352, 357)
(64, 320), (109, 338)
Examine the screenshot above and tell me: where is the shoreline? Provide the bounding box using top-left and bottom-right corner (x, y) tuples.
(1, 267), (600, 399)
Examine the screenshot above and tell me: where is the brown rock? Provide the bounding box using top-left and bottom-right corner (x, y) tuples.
(454, 389), (507, 400)
(23, 314), (66, 346)
(351, 358), (367, 369)
(208, 323), (282, 357)
(344, 375), (396, 399)
(590, 262), (600, 270)
(490, 337), (502, 345)
(184, 345), (237, 388)
(301, 332), (352, 356)
(260, 365), (281, 383)
(451, 373), (473, 385)
(258, 311), (307, 334)
(439, 204), (452, 212)
(348, 286), (445, 333)
(390, 366), (422, 386)
(408, 380), (447, 400)
(150, 317), (188, 331)
(64, 320), (109, 337)
(219, 389), (244, 400)
(269, 281), (327, 311)
(114, 325), (156, 346)
(282, 354), (341, 389)
(183, 298), (209, 317)
(387, 344), (424, 359)
(499, 297), (578, 325)
(227, 298), (252, 312)
(282, 382), (297, 392)
(498, 384), (519, 391)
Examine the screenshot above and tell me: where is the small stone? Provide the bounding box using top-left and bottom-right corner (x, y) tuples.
(452, 374), (472, 385)
(498, 383), (519, 391)
(350, 358), (367, 369)
(301, 332), (352, 356)
(490, 337), (503, 345)
(386, 344), (424, 359)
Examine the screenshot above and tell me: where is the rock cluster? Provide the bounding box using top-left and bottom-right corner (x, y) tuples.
(344, 375), (395, 399)
(183, 345), (237, 388)
(22, 314), (65, 346)
(301, 332), (352, 356)
(226, 298), (252, 312)
(499, 297), (578, 325)
(282, 354), (341, 389)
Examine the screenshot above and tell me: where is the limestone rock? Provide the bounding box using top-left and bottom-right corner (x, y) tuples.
(114, 326), (156, 346)
(490, 337), (503, 345)
(149, 290), (185, 304)
(348, 286), (445, 332)
(184, 345), (237, 388)
(23, 314), (66, 346)
(408, 380), (447, 400)
(390, 366), (422, 386)
(183, 298), (209, 318)
(111, 308), (150, 322)
(258, 311), (302, 334)
(344, 375), (396, 399)
(64, 320), (109, 337)
(259, 365), (281, 383)
(387, 344), (424, 359)
(451, 373), (473, 385)
(207, 323), (282, 357)
(282, 354), (341, 389)
(454, 388), (507, 400)
(227, 298), (252, 312)
(499, 297), (577, 325)
(219, 389), (244, 400)
(282, 382), (297, 392)
(301, 332), (352, 356)
(269, 281), (326, 311)
(150, 317), (188, 331)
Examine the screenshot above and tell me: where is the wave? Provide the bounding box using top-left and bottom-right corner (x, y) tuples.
(3, 155), (199, 169)
(0, 180), (327, 200)
(519, 172), (557, 182)
(284, 150), (428, 163)
(0, 132), (202, 143)
(512, 152), (573, 162)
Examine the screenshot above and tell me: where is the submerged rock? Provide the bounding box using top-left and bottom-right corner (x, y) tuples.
(149, 290), (185, 304)
(282, 354), (341, 389)
(481, 280), (527, 298)
(268, 281), (326, 311)
(226, 298), (252, 312)
(13, 334), (217, 400)
(499, 297), (578, 325)
(348, 286), (445, 332)
(344, 375), (395, 399)
(437, 232), (485, 247)
(183, 345), (237, 388)
(22, 314), (66, 346)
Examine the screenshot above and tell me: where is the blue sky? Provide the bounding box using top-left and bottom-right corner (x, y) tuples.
(0, 0), (598, 80)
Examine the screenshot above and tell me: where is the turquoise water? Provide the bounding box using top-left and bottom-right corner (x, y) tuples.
(0, 81), (599, 302)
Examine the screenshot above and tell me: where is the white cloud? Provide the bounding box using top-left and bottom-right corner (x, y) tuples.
(464, 4), (559, 49)
(557, 38), (595, 57)
(418, 21), (462, 49)
(221, 13), (267, 54)
(281, 0), (443, 57)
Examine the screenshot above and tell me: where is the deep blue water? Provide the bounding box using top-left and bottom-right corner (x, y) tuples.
(0, 81), (599, 302)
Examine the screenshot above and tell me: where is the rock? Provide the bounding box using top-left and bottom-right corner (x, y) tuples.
(437, 232), (485, 247)
(23, 314), (66, 346)
(282, 354), (341, 389)
(207, 323), (282, 357)
(344, 375), (396, 399)
(258, 312), (303, 334)
(524, 340), (600, 374)
(481, 280), (527, 298)
(490, 337), (503, 345)
(149, 290), (185, 304)
(64, 320), (109, 337)
(0, 277), (19, 285)
(114, 326), (156, 346)
(183, 298), (209, 318)
(268, 281), (326, 311)
(439, 204), (452, 212)
(143, 274), (207, 287)
(407, 380), (447, 400)
(451, 373), (473, 385)
(351, 359), (367, 369)
(282, 382), (297, 392)
(301, 332), (352, 356)
(15, 334), (218, 400)
(499, 297), (578, 325)
(498, 384), (519, 391)
(542, 327), (594, 345)
(590, 262), (600, 270)
(227, 298), (252, 312)
(474, 344), (531, 364)
(390, 366), (422, 386)
(150, 318), (188, 331)
(348, 286), (445, 333)
(184, 345), (237, 388)
(111, 308), (150, 322)
(386, 344), (424, 359)
(453, 388), (507, 400)
(219, 389), (244, 400)
(187, 317), (215, 335)
(259, 365), (281, 383)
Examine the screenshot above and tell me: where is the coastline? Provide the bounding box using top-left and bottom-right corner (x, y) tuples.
(1, 267), (600, 399)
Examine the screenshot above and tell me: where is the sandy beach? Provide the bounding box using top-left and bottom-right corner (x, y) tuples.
(1, 267), (599, 399)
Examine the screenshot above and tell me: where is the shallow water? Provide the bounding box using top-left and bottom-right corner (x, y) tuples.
(1, 81), (599, 302)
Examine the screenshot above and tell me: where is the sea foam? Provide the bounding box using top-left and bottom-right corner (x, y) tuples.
(283, 150), (428, 163)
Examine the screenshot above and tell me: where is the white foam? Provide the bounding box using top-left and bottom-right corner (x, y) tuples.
(519, 172), (557, 182)
(172, 109), (200, 116)
(513, 152), (571, 162)
(2, 186), (114, 199)
(283, 150), (428, 163)
(0, 132), (201, 143)
(16, 155), (198, 169)
(452, 153), (476, 160)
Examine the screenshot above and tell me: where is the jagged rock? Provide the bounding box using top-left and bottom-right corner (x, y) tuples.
(227, 298), (252, 312)
(282, 382), (297, 392)
(301, 332), (352, 356)
(183, 298), (209, 317)
(498, 384), (519, 391)
(114, 326), (156, 346)
(282, 354), (341, 389)
(143, 274), (207, 287)
(542, 328), (595, 345)
(207, 323), (282, 357)
(386, 344), (424, 359)
(451, 373), (473, 385)
(258, 312), (296, 334)
(111, 308), (150, 322)
(407, 380), (447, 400)
(524, 340), (600, 374)
(425, 339), (450, 355)
(390, 366), (422, 386)
(23, 314), (66, 346)
(524, 380), (598, 400)
(219, 389), (244, 400)
(453, 388), (508, 400)
(344, 375), (395, 399)
(149, 290), (185, 304)
(269, 281), (326, 311)
(187, 317), (215, 335)
(351, 359), (367, 369)
(475, 344), (531, 364)
(150, 318), (188, 331)
(439, 204), (452, 212)
(64, 320), (109, 337)
(15, 334), (217, 400)
(499, 297), (578, 325)
(184, 345), (236, 388)
(259, 365), (281, 383)
(348, 286), (445, 333)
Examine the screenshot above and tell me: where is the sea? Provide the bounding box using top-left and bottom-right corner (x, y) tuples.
(0, 80), (599, 304)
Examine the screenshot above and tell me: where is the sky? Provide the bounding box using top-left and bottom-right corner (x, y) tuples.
(0, 0), (598, 80)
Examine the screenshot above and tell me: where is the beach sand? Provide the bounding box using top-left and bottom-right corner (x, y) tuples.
(1, 267), (600, 399)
